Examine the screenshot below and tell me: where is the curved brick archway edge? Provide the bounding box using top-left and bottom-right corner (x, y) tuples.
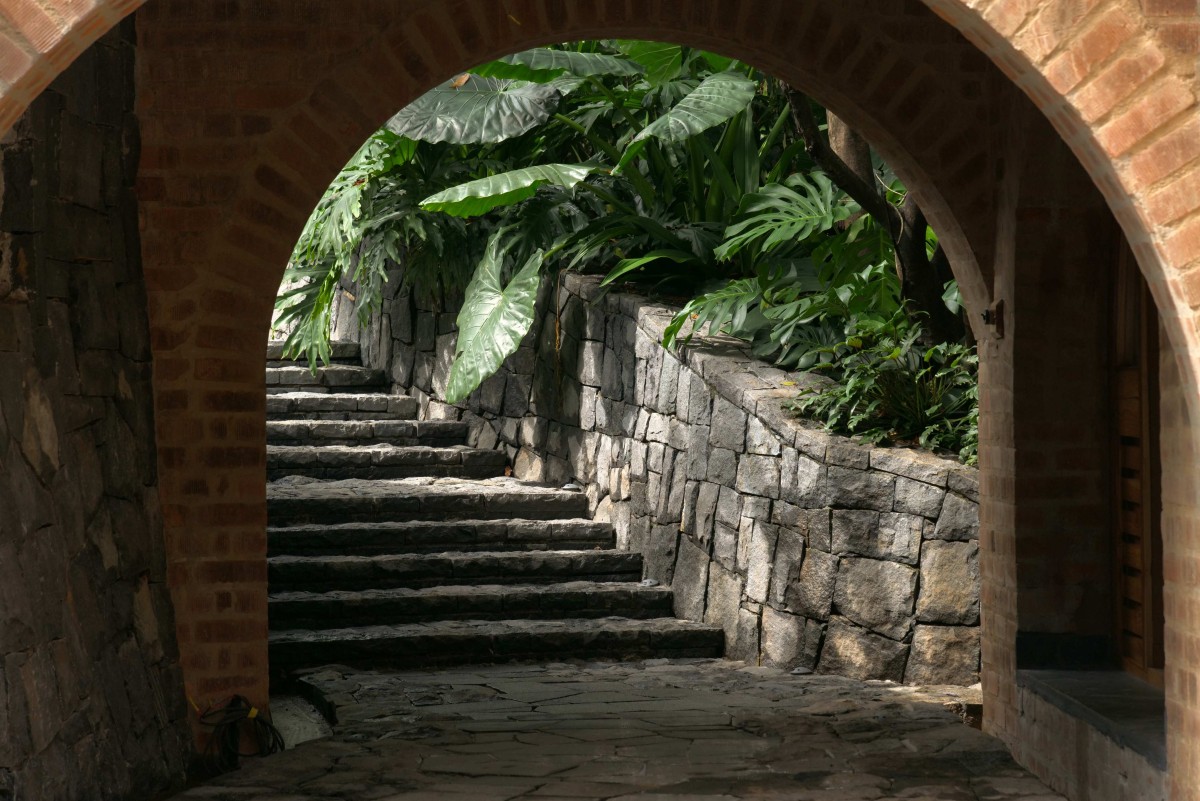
(4, 0), (1198, 795)
(0, 0), (1193, 356)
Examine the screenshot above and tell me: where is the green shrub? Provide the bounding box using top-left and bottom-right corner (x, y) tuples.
(786, 320), (978, 464)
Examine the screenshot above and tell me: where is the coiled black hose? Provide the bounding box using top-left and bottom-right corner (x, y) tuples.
(198, 695), (286, 774)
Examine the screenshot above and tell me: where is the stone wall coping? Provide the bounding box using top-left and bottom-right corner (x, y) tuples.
(561, 272), (978, 496)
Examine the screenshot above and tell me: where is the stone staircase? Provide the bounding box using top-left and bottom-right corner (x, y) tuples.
(265, 341), (723, 673)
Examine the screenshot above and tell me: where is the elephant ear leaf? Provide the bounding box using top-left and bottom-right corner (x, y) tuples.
(386, 76), (562, 145)
(615, 71), (757, 172)
(471, 47), (641, 83)
(420, 164), (602, 218)
(470, 59), (565, 83)
(613, 41), (682, 86)
(506, 48), (643, 78)
(445, 238), (545, 404)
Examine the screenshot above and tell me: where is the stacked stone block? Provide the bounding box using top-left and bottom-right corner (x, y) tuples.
(350, 272), (982, 685)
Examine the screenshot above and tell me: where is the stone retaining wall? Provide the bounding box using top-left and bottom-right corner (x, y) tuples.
(350, 271), (981, 684)
(0, 22), (190, 801)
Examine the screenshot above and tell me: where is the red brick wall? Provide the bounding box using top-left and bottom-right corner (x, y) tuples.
(1010, 120), (1117, 643)
(0, 0), (1197, 794)
(1160, 317), (1200, 799)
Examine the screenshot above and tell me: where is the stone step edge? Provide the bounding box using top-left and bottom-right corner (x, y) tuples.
(268, 621), (727, 670)
(266, 420), (467, 431)
(265, 423), (469, 443)
(266, 392), (417, 418)
(267, 443), (506, 474)
(266, 391), (406, 400)
(266, 359), (361, 368)
(266, 518), (615, 556)
(267, 509), (588, 524)
(266, 366), (385, 378)
(265, 491), (587, 506)
(265, 467), (509, 483)
(269, 616), (724, 646)
(265, 478), (583, 497)
(267, 582), (675, 625)
(268, 549), (636, 566)
(265, 479), (590, 523)
(268, 550), (642, 590)
(269, 581), (671, 603)
(265, 366), (388, 389)
(266, 444), (506, 464)
(267, 517), (612, 532)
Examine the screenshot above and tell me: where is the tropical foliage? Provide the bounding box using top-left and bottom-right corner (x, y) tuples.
(275, 39), (977, 461)
(276, 42), (797, 388)
(788, 322), (979, 464)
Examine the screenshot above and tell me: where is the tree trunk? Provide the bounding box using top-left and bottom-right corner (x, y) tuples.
(827, 113), (873, 190)
(784, 89), (965, 344)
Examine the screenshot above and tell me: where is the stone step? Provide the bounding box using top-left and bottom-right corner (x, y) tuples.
(268, 581), (675, 629)
(268, 519), (615, 557)
(266, 445), (507, 481)
(266, 392), (418, 421)
(267, 477), (590, 525)
(268, 549), (642, 592)
(266, 365), (387, 394)
(266, 420), (468, 447)
(268, 617), (725, 670)
(266, 340), (362, 366)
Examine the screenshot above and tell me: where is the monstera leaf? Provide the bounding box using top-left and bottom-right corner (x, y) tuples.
(716, 172), (849, 260)
(420, 163), (602, 218)
(386, 76), (562, 145)
(445, 237), (545, 404)
(616, 71), (757, 172)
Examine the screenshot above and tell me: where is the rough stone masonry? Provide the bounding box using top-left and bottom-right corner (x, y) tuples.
(0, 20), (190, 801)
(344, 271), (981, 685)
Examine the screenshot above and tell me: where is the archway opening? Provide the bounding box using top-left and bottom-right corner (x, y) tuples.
(232, 24), (1174, 797)
(261, 35), (985, 690)
(0, 1), (1188, 798)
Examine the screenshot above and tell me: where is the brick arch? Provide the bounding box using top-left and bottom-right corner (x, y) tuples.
(0, 1), (1193, 345)
(133, 4), (1012, 737)
(922, 0), (1200, 388)
(0, 0), (147, 133)
(11, 0), (1197, 792)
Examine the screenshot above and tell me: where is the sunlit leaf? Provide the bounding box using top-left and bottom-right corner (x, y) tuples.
(386, 76), (562, 144)
(509, 47), (643, 77)
(615, 72), (757, 172)
(445, 236), (545, 403)
(421, 163), (602, 218)
(470, 59), (565, 83)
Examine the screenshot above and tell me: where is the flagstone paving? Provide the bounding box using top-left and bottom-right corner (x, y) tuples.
(172, 658), (1066, 800)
